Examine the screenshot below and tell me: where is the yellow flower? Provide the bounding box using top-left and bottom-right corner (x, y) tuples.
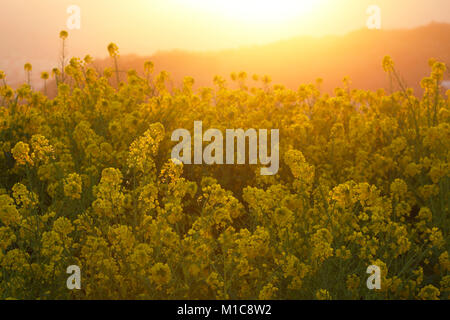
(438, 252), (450, 272)
(390, 179), (407, 200)
(30, 135), (54, 164)
(440, 276), (450, 293)
(0, 226), (17, 250)
(59, 30), (68, 40)
(53, 217), (74, 236)
(382, 56), (394, 73)
(11, 141), (33, 166)
(107, 43), (119, 57)
(259, 283), (278, 300)
(404, 162), (421, 177)
(346, 274), (360, 291)
(150, 263), (171, 287)
(429, 163), (446, 184)
(417, 285), (440, 300)
(92, 168), (125, 217)
(12, 183), (38, 209)
(428, 227), (445, 249)
(0, 195), (21, 226)
(24, 63), (32, 72)
(418, 207), (432, 222)
(41, 72), (49, 80)
(127, 123), (165, 173)
(316, 289), (332, 300)
(336, 246), (351, 260)
(64, 173), (82, 199)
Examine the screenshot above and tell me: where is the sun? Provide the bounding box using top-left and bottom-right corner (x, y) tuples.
(179, 0), (324, 24)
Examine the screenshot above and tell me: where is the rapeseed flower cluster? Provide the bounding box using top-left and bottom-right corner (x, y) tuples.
(0, 41), (448, 300)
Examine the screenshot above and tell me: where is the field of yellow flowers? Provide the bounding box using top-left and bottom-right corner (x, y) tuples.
(0, 43), (449, 299)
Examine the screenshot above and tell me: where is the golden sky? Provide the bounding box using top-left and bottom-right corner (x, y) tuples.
(0, 0), (449, 58)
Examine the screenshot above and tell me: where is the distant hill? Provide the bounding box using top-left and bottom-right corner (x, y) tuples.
(91, 23), (450, 95)
(4, 23), (450, 95)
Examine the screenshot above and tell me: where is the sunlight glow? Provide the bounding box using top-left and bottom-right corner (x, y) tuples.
(179, 0), (325, 24)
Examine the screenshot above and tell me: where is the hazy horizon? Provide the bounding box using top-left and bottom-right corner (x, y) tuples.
(1, 1), (449, 88)
(1, 0), (450, 59)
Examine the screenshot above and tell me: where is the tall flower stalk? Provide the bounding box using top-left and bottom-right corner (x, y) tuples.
(108, 42), (120, 87)
(41, 72), (49, 95)
(59, 30), (69, 83)
(24, 63), (32, 87)
(107, 43), (120, 87)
